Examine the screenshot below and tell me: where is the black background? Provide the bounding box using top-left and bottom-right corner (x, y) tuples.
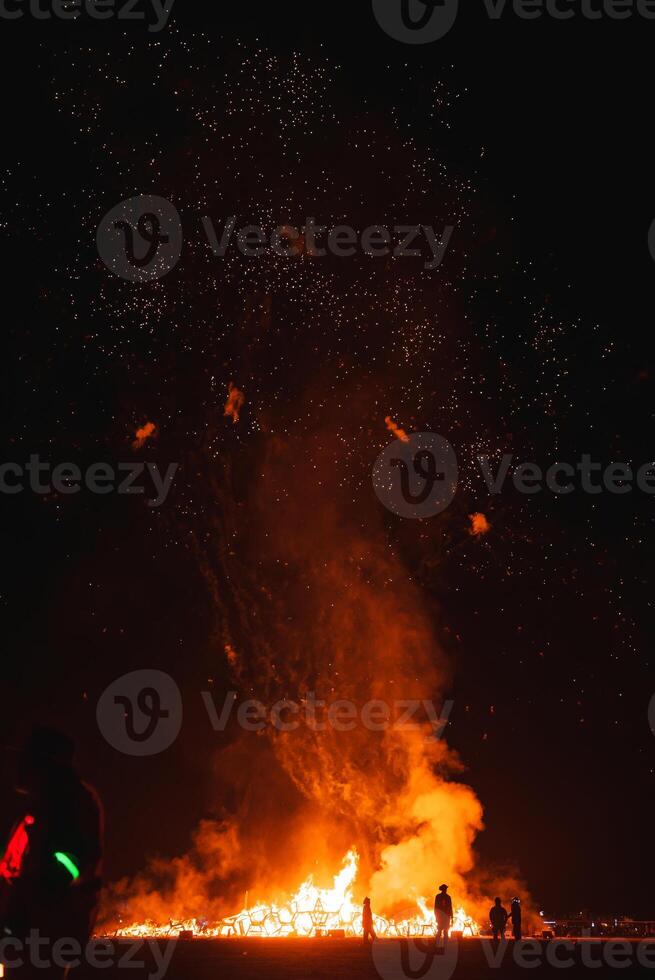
(1, 0), (654, 920)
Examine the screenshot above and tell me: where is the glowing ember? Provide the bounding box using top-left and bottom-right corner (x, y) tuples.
(384, 416), (410, 443)
(468, 512), (491, 537)
(108, 849), (479, 939)
(132, 421), (157, 449)
(224, 383), (245, 423)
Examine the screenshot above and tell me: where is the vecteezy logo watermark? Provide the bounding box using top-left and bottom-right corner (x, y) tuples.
(373, 433), (655, 519)
(648, 219), (655, 263)
(0, 0), (175, 30)
(97, 196), (455, 281)
(98, 676), (453, 755)
(0, 457), (178, 507)
(97, 195), (183, 282)
(372, 432), (459, 519)
(97, 670), (183, 756)
(372, 0), (460, 43)
(372, 937), (459, 980)
(373, 0), (655, 43)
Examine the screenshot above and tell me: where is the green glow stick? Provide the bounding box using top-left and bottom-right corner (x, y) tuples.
(54, 851), (80, 880)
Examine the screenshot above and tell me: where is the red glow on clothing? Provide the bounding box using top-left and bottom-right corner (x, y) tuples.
(0, 815), (35, 880)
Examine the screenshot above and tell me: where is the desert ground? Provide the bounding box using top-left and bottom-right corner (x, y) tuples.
(61, 936), (655, 979)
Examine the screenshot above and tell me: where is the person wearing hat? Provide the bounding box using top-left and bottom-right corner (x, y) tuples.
(510, 897), (522, 941)
(434, 883), (453, 947)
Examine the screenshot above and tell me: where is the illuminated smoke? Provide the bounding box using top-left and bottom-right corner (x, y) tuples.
(100, 423), (533, 933)
(146, 431), (479, 922)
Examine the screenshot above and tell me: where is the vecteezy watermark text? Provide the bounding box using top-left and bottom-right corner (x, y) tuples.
(202, 216), (455, 271)
(0, 456), (178, 507)
(477, 453), (655, 496)
(0, 0), (175, 30)
(97, 669), (454, 756)
(0, 933), (176, 980)
(373, 431), (655, 520)
(372, 0), (655, 45)
(96, 196), (456, 282)
(202, 691), (453, 738)
(371, 936), (655, 980)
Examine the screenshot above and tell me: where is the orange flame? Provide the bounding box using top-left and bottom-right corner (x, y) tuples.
(108, 849), (479, 939)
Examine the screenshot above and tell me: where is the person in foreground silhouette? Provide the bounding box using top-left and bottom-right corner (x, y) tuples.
(0, 727), (104, 978)
(362, 897), (376, 943)
(489, 897), (508, 941)
(434, 883), (453, 948)
(510, 897), (522, 940)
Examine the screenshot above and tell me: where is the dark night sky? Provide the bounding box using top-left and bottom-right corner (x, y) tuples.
(1, 0), (654, 923)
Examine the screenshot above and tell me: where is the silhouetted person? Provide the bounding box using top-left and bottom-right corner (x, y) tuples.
(0, 727), (103, 978)
(510, 897), (522, 941)
(434, 883), (453, 948)
(489, 897), (508, 942)
(362, 897), (376, 943)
